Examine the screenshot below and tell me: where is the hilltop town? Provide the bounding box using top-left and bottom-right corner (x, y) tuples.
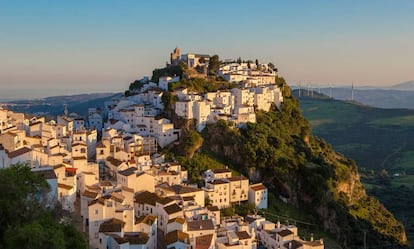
(0, 48), (324, 249)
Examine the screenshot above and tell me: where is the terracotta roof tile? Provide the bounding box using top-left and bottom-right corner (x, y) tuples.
(187, 219), (214, 231)
(195, 234), (214, 249)
(164, 203), (182, 215)
(99, 218), (125, 233)
(236, 231), (251, 240)
(135, 215), (157, 225)
(277, 229), (293, 237)
(8, 147), (32, 159)
(250, 183), (266, 191)
(165, 230), (190, 245)
(82, 190), (98, 199)
(32, 169), (57, 180)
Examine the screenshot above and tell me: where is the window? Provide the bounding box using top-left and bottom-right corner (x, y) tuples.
(95, 209), (98, 215)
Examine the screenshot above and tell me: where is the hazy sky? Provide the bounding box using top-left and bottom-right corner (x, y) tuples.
(1, 0), (413, 97)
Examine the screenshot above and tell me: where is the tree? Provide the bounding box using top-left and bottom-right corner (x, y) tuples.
(0, 163), (49, 238)
(255, 59), (259, 66)
(208, 54), (220, 75)
(0, 164), (87, 249)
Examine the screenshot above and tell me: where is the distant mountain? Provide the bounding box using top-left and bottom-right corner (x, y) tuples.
(390, 80), (414, 91)
(312, 87), (414, 109)
(3, 92), (121, 118)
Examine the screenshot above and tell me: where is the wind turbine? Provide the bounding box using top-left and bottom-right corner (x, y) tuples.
(351, 81), (354, 101)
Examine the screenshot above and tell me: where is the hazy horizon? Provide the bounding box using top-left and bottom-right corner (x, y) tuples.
(1, 1), (413, 92)
(0, 86), (123, 102)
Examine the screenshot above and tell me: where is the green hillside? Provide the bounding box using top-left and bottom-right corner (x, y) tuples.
(298, 94), (414, 242)
(159, 77), (407, 248)
(299, 95), (414, 173)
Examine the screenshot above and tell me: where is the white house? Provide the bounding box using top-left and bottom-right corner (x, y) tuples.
(248, 183), (268, 209)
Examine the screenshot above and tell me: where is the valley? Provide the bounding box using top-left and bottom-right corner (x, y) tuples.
(298, 93), (414, 242)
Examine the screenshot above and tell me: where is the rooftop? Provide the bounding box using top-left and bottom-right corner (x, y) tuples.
(195, 234), (214, 249)
(277, 229), (294, 237)
(164, 203), (182, 215)
(171, 184), (201, 194)
(250, 183), (266, 191)
(32, 168), (57, 180)
(165, 230), (190, 245)
(8, 147), (32, 159)
(99, 218), (125, 233)
(118, 167), (137, 177)
(187, 219), (215, 231)
(135, 191), (158, 206)
(135, 215), (157, 225)
(211, 168), (232, 174)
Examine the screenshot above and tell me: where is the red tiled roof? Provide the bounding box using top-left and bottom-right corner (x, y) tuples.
(195, 234), (214, 249)
(250, 183), (267, 191)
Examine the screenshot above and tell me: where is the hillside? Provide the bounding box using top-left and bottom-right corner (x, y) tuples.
(162, 77), (407, 248)
(297, 93), (414, 172)
(298, 93), (414, 242)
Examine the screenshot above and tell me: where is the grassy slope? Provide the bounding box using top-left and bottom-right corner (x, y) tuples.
(299, 96), (414, 242)
(299, 97), (414, 173)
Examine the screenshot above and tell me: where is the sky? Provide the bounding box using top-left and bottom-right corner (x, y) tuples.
(0, 1), (413, 99)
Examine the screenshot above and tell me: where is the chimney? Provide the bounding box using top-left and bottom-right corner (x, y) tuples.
(277, 221), (281, 229)
(310, 233), (314, 242)
(320, 238), (324, 245)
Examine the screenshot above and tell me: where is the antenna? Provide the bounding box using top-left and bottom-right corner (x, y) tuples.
(64, 104), (68, 116)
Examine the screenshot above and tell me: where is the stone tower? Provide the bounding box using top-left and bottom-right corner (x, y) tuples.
(170, 47), (181, 65)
